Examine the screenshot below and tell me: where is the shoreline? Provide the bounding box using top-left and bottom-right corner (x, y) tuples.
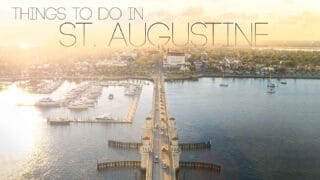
(1, 73), (320, 82)
(164, 73), (320, 81)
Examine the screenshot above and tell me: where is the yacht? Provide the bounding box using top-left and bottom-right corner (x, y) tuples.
(68, 101), (88, 111)
(35, 98), (60, 107)
(47, 117), (70, 125)
(125, 85), (141, 96)
(96, 113), (113, 121)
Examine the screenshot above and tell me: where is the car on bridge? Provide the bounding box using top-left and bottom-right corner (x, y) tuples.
(154, 155), (159, 163)
(162, 162), (168, 169)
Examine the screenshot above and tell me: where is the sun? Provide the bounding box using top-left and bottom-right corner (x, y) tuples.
(19, 42), (32, 49)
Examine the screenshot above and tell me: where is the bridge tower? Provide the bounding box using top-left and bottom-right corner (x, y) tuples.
(144, 117), (153, 137)
(140, 136), (151, 169)
(168, 117), (176, 137)
(171, 136), (181, 170)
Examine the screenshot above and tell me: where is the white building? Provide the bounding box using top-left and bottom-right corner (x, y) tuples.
(164, 52), (186, 66)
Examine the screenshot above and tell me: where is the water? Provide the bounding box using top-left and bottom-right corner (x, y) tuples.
(1, 78), (320, 180)
(166, 78), (320, 180)
(0, 80), (153, 179)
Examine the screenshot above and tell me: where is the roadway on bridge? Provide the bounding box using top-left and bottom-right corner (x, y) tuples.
(151, 75), (175, 180)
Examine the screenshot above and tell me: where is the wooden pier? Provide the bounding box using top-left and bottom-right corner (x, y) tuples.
(108, 140), (142, 149)
(97, 161), (141, 171)
(125, 87), (142, 123)
(179, 141), (211, 151)
(179, 161), (221, 175)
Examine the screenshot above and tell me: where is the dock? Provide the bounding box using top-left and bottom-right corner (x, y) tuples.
(108, 140), (142, 149)
(179, 161), (221, 175)
(97, 161), (141, 171)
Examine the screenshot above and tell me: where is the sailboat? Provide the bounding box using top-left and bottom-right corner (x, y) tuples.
(220, 71), (229, 87)
(267, 71), (276, 88)
(266, 70), (276, 94)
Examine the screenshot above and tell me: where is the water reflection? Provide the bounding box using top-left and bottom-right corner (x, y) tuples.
(0, 80), (153, 179)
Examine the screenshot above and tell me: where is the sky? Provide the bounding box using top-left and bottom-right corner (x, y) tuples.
(0, 0), (320, 59)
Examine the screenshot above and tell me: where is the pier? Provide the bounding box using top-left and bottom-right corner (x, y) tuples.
(47, 117), (132, 125)
(179, 161), (221, 175)
(125, 86), (142, 123)
(97, 161), (141, 171)
(108, 140), (142, 149)
(179, 141), (211, 151)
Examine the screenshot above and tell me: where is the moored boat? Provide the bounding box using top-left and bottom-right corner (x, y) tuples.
(47, 117), (70, 125)
(96, 113), (113, 121)
(35, 98), (60, 107)
(68, 101), (88, 111)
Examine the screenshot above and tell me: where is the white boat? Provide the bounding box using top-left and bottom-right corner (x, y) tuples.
(125, 86), (140, 96)
(79, 97), (96, 104)
(35, 98), (60, 107)
(47, 117), (70, 125)
(267, 87), (276, 94)
(96, 113), (113, 121)
(267, 71), (276, 88)
(267, 82), (276, 88)
(68, 101), (88, 111)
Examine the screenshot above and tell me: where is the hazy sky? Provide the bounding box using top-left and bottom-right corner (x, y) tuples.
(0, 0), (320, 51)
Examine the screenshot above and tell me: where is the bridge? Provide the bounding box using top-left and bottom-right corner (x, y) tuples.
(97, 74), (221, 179)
